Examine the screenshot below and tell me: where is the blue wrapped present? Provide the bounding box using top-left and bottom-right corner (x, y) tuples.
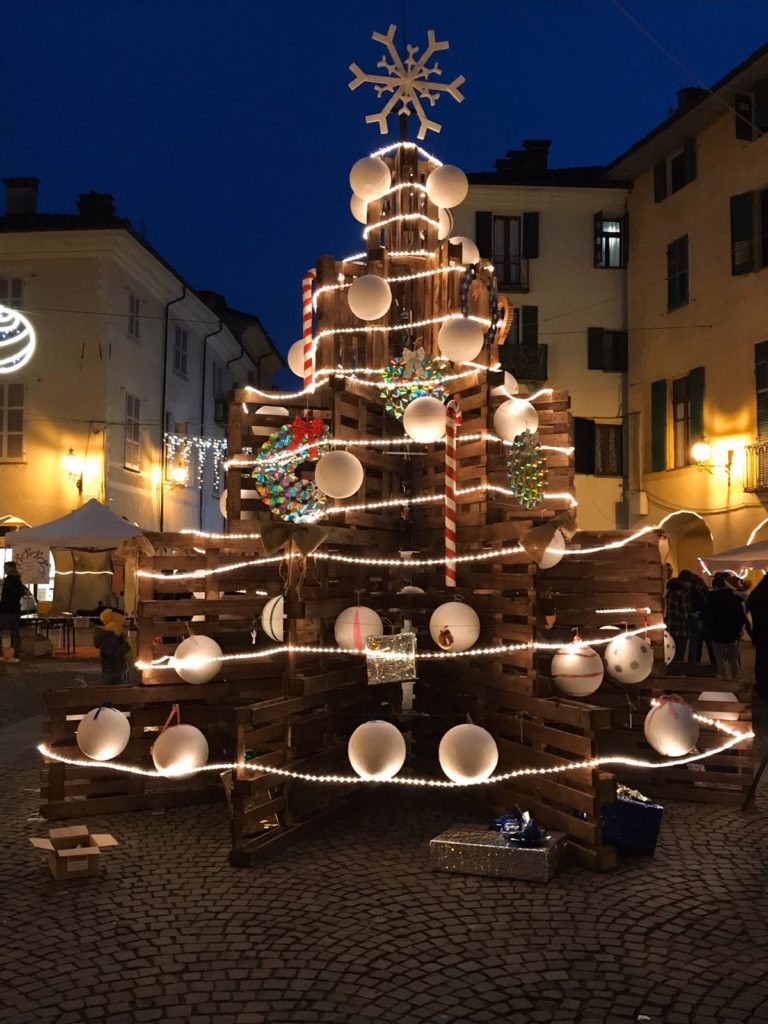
(601, 785), (663, 857)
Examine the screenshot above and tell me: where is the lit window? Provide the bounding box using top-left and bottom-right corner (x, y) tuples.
(594, 215), (625, 269)
(0, 279), (23, 310)
(672, 377), (689, 468)
(173, 326), (189, 378)
(124, 393), (141, 471)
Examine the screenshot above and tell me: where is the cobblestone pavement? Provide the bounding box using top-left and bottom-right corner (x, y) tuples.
(0, 657), (100, 728)
(2, 745), (768, 1024)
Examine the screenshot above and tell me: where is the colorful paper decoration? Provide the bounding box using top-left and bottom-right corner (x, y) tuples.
(380, 347), (447, 418)
(506, 429), (547, 510)
(253, 419), (331, 522)
(365, 632), (417, 684)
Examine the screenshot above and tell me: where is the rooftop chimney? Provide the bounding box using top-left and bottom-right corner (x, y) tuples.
(78, 191), (115, 220)
(4, 177), (39, 216)
(677, 87), (708, 110)
(494, 139), (551, 177)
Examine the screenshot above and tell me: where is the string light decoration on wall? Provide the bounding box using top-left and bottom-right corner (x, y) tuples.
(165, 433), (228, 490)
(0, 306), (36, 373)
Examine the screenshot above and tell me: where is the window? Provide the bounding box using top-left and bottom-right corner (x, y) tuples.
(756, 342), (768, 446)
(587, 328), (628, 372)
(0, 279), (23, 309)
(667, 235), (689, 310)
(730, 190), (768, 275)
(128, 292), (141, 339)
(475, 211), (538, 289)
(594, 213), (627, 268)
(734, 83), (768, 140)
(574, 418), (623, 476)
(173, 325), (189, 378)
(650, 380), (667, 472)
(654, 140), (696, 202)
(124, 393), (141, 471)
(0, 382), (24, 461)
(508, 305), (538, 347)
(671, 367), (704, 468)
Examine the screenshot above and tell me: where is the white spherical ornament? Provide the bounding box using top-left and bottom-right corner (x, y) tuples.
(439, 723), (498, 784)
(644, 699), (699, 757)
(449, 235), (481, 264)
(538, 530), (567, 570)
(429, 601), (481, 652)
(287, 339), (306, 377)
(152, 724), (209, 779)
(491, 372), (519, 398)
(663, 630), (676, 666)
(0, 306), (36, 373)
(349, 155), (391, 201)
(698, 690), (740, 722)
(261, 595), (285, 642)
(605, 634), (655, 684)
(218, 488), (260, 520)
(76, 706), (131, 762)
(315, 450), (364, 499)
(398, 584), (425, 594)
(550, 643), (604, 697)
(348, 720), (407, 781)
(173, 635), (222, 685)
(438, 207), (454, 241)
(437, 318), (485, 363)
(426, 165), (468, 208)
(334, 605), (384, 651)
(347, 275), (392, 321)
(255, 405), (289, 417)
(493, 397), (539, 442)
(350, 193), (368, 224)
(402, 395), (447, 442)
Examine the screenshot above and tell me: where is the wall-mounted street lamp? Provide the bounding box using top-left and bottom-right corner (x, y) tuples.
(62, 448), (84, 495)
(692, 439), (734, 485)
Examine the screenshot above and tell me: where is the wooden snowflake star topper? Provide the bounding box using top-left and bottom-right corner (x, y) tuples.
(349, 24), (465, 140)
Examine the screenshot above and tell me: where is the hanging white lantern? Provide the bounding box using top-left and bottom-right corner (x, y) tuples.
(76, 706), (131, 762)
(261, 595), (285, 642)
(437, 318), (484, 363)
(438, 723), (498, 784)
(347, 275), (392, 321)
(438, 208), (454, 241)
(644, 698), (699, 757)
(350, 193), (368, 224)
(493, 397), (539, 442)
(491, 372), (519, 398)
(349, 155), (392, 201)
(347, 720), (407, 780)
(429, 601), (481, 652)
(255, 405), (290, 417)
(334, 605), (384, 651)
(287, 339), (306, 377)
(604, 633), (655, 684)
(173, 635), (222, 685)
(539, 530), (567, 570)
(449, 235), (481, 264)
(698, 690), (740, 722)
(398, 584), (425, 594)
(315, 450), (364, 499)
(425, 165), (468, 208)
(550, 642), (604, 697)
(402, 395), (447, 442)
(152, 724), (209, 779)
(663, 630), (676, 665)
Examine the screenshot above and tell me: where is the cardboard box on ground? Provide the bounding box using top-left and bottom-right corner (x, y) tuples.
(30, 825), (118, 880)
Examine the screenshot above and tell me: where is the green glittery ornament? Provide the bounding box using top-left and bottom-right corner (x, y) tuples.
(380, 346), (448, 418)
(506, 430), (547, 510)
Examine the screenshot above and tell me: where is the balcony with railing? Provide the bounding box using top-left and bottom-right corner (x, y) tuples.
(744, 441), (768, 492)
(500, 342), (548, 383)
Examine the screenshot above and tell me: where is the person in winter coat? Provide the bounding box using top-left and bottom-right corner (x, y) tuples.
(748, 574), (768, 699)
(0, 561), (26, 662)
(665, 575), (693, 664)
(93, 609), (130, 685)
(679, 569), (714, 664)
(703, 573), (753, 679)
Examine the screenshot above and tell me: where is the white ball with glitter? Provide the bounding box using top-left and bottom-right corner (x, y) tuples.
(605, 633), (654, 684)
(349, 155), (391, 201)
(439, 723), (498, 784)
(438, 318), (484, 363)
(173, 635), (222, 685)
(426, 165), (468, 208)
(493, 397), (539, 441)
(348, 720), (407, 781)
(644, 698), (699, 757)
(550, 642), (604, 697)
(402, 395), (447, 442)
(334, 605), (384, 651)
(76, 706), (131, 762)
(429, 601), (481, 652)
(347, 275), (392, 321)
(152, 724), (209, 779)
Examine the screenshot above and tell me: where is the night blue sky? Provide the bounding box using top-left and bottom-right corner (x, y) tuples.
(3, 0), (768, 377)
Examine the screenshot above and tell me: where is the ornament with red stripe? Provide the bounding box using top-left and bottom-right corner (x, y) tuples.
(444, 398), (462, 587)
(550, 638), (604, 697)
(302, 269), (316, 390)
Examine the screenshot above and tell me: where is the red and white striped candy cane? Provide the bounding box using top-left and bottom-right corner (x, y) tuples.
(445, 399), (462, 588)
(302, 269), (316, 391)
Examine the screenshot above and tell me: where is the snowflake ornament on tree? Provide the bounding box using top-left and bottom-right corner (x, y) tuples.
(349, 24), (465, 139)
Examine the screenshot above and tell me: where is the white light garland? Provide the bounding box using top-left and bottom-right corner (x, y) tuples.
(179, 529), (261, 541)
(370, 141), (443, 165)
(165, 433), (228, 489)
(596, 606), (652, 615)
(363, 212), (442, 237)
(313, 265), (467, 309)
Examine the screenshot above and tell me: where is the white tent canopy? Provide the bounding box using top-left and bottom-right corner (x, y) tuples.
(8, 499), (145, 552)
(706, 540), (768, 571)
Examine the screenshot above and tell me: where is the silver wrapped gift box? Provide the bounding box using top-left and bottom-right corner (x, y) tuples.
(429, 826), (566, 882)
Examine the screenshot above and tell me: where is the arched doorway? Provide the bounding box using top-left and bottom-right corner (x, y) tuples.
(658, 511), (714, 576)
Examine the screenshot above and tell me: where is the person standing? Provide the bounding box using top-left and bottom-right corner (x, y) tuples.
(703, 573), (753, 679)
(679, 570), (713, 664)
(665, 574), (693, 664)
(0, 561), (26, 662)
(748, 574), (768, 699)
(93, 609), (130, 685)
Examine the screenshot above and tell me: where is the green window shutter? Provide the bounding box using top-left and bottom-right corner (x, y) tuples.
(654, 160), (667, 203)
(587, 327), (604, 369)
(730, 192), (754, 275)
(754, 80), (768, 134)
(651, 379), (667, 472)
(574, 418), (596, 474)
(521, 306), (538, 347)
(683, 140), (697, 185)
(760, 190), (768, 268)
(756, 342), (768, 440)
(687, 366), (705, 442)
(475, 211), (493, 259)
(735, 93), (755, 140)
(522, 212), (539, 259)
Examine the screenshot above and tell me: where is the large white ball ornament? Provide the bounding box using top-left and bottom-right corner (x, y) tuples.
(347, 275), (392, 321)
(449, 235), (481, 264)
(605, 634), (654, 684)
(538, 530), (567, 570)
(219, 488), (259, 521)
(348, 720), (407, 781)
(426, 165), (468, 208)
(261, 595), (285, 642)
(438, 208), (454, 241)
(315, 450), (364, 499)
(439, 723), (498, 784)
(438, 318), (485, 363)
(152, 724), (209, 779)
(429, 601), (481, 652)
(550, 643), (604, 697)
(644, 699), (699, 757)
(287, 339), (306, 377)
(0, 306), (36, 373)
(173, 635), (222, 685)
(663, 630), (676, 666)
(76, 706), (131, 762)
(402, 396), (447, 442)
(698, 690), (740, 722)
(493, 397), (539, 441)
(349, 156), (391, 201)
(350, 194), (368, 224)
(334, 605), (384, 651)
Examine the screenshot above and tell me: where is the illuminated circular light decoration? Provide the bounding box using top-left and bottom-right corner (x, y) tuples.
(0, 306), (36, 373)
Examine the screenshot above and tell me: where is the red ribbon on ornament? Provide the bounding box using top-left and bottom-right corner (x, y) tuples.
(655, 693), (688, 709)
(289, 416), (325, 458)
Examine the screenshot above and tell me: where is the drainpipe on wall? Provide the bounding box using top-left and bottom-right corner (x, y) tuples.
(199, 319), (224, 530)
(621, 367), (630, 529)
(159, 285), (188, 531)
